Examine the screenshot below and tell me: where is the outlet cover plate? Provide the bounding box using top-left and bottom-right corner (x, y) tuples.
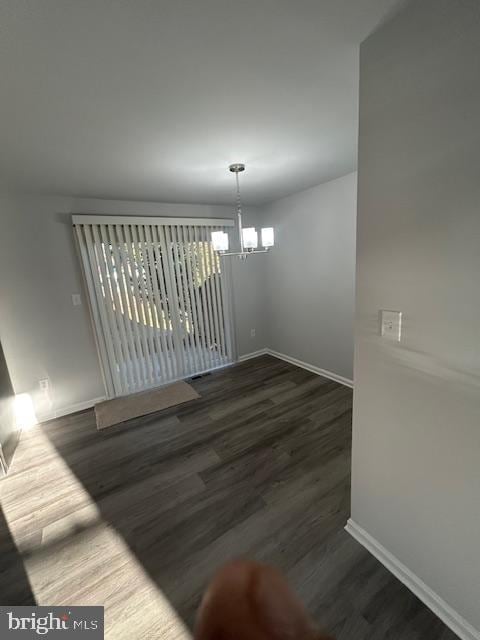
(380, 309), (402, 342)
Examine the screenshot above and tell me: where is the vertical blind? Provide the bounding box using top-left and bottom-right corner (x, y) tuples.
(74, 216), (234, 398)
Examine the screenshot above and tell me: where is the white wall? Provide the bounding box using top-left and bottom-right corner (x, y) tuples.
(352, 0), (480, 635)
(261, 172), (357, 381)
(0, 195), (265, 418)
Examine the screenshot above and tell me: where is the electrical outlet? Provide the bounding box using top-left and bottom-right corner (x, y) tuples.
(380, 310), (402, 342)
(250, 328), (256, 338)
(39, 378), (50, 392)
(72, 293), (82, 306)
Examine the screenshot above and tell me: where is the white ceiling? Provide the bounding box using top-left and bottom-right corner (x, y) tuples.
(0, 0), (400, 205)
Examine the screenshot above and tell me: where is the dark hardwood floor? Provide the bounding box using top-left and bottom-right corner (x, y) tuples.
(0, 355), (457, 639)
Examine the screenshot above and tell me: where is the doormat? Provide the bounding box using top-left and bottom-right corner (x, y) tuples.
(95, 381), (200, 430)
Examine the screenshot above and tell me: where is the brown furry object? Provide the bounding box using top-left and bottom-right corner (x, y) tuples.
(196, 560), (334, 640)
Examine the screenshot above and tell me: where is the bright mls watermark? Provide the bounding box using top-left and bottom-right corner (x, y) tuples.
(0, 607), (104, 638)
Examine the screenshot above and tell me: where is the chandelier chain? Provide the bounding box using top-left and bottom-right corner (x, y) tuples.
(235, 170), (244, 252)
(235, 171), (242, 217)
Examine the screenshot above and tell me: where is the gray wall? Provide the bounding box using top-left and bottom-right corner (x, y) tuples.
(0, 340), (17, 474)
(0, 194), (102, 419)
(230, 252), (268, 357)
(0, 176), (354, 421)
(261, 172), (357, 381)
(0, 195), (265, 419)
(352, 0), (480, 632)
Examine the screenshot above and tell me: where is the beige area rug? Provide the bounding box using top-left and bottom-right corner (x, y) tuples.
(95, 380), (200, 430)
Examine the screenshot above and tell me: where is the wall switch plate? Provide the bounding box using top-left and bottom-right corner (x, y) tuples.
(72, 293), (82, 306)
(380, 309), (402, 342)
(250, 328), (256, 338)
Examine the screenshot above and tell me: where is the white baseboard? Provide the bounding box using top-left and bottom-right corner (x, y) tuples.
(345, 519), (479, 640)
(237, 348), (269, 362)
(39, 396), (106, 423)
(267, 349), (353, 388)
(237, 348), (353, 388)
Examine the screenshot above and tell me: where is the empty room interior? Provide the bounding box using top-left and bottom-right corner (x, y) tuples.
(0, 1), (479, 639)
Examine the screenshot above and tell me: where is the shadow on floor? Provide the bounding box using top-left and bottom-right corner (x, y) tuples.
(0, 505), (36, 605)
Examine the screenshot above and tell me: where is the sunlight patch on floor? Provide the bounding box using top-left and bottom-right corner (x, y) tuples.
(0, 425), (191, 640)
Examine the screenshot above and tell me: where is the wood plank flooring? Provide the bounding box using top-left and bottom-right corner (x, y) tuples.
(0, 355), (457, 639)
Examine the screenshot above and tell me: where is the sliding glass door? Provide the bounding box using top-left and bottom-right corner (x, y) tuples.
(74, 216), (234, 398)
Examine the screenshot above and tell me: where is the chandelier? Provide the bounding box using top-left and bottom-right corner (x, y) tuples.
(212, 163), (274, 259)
